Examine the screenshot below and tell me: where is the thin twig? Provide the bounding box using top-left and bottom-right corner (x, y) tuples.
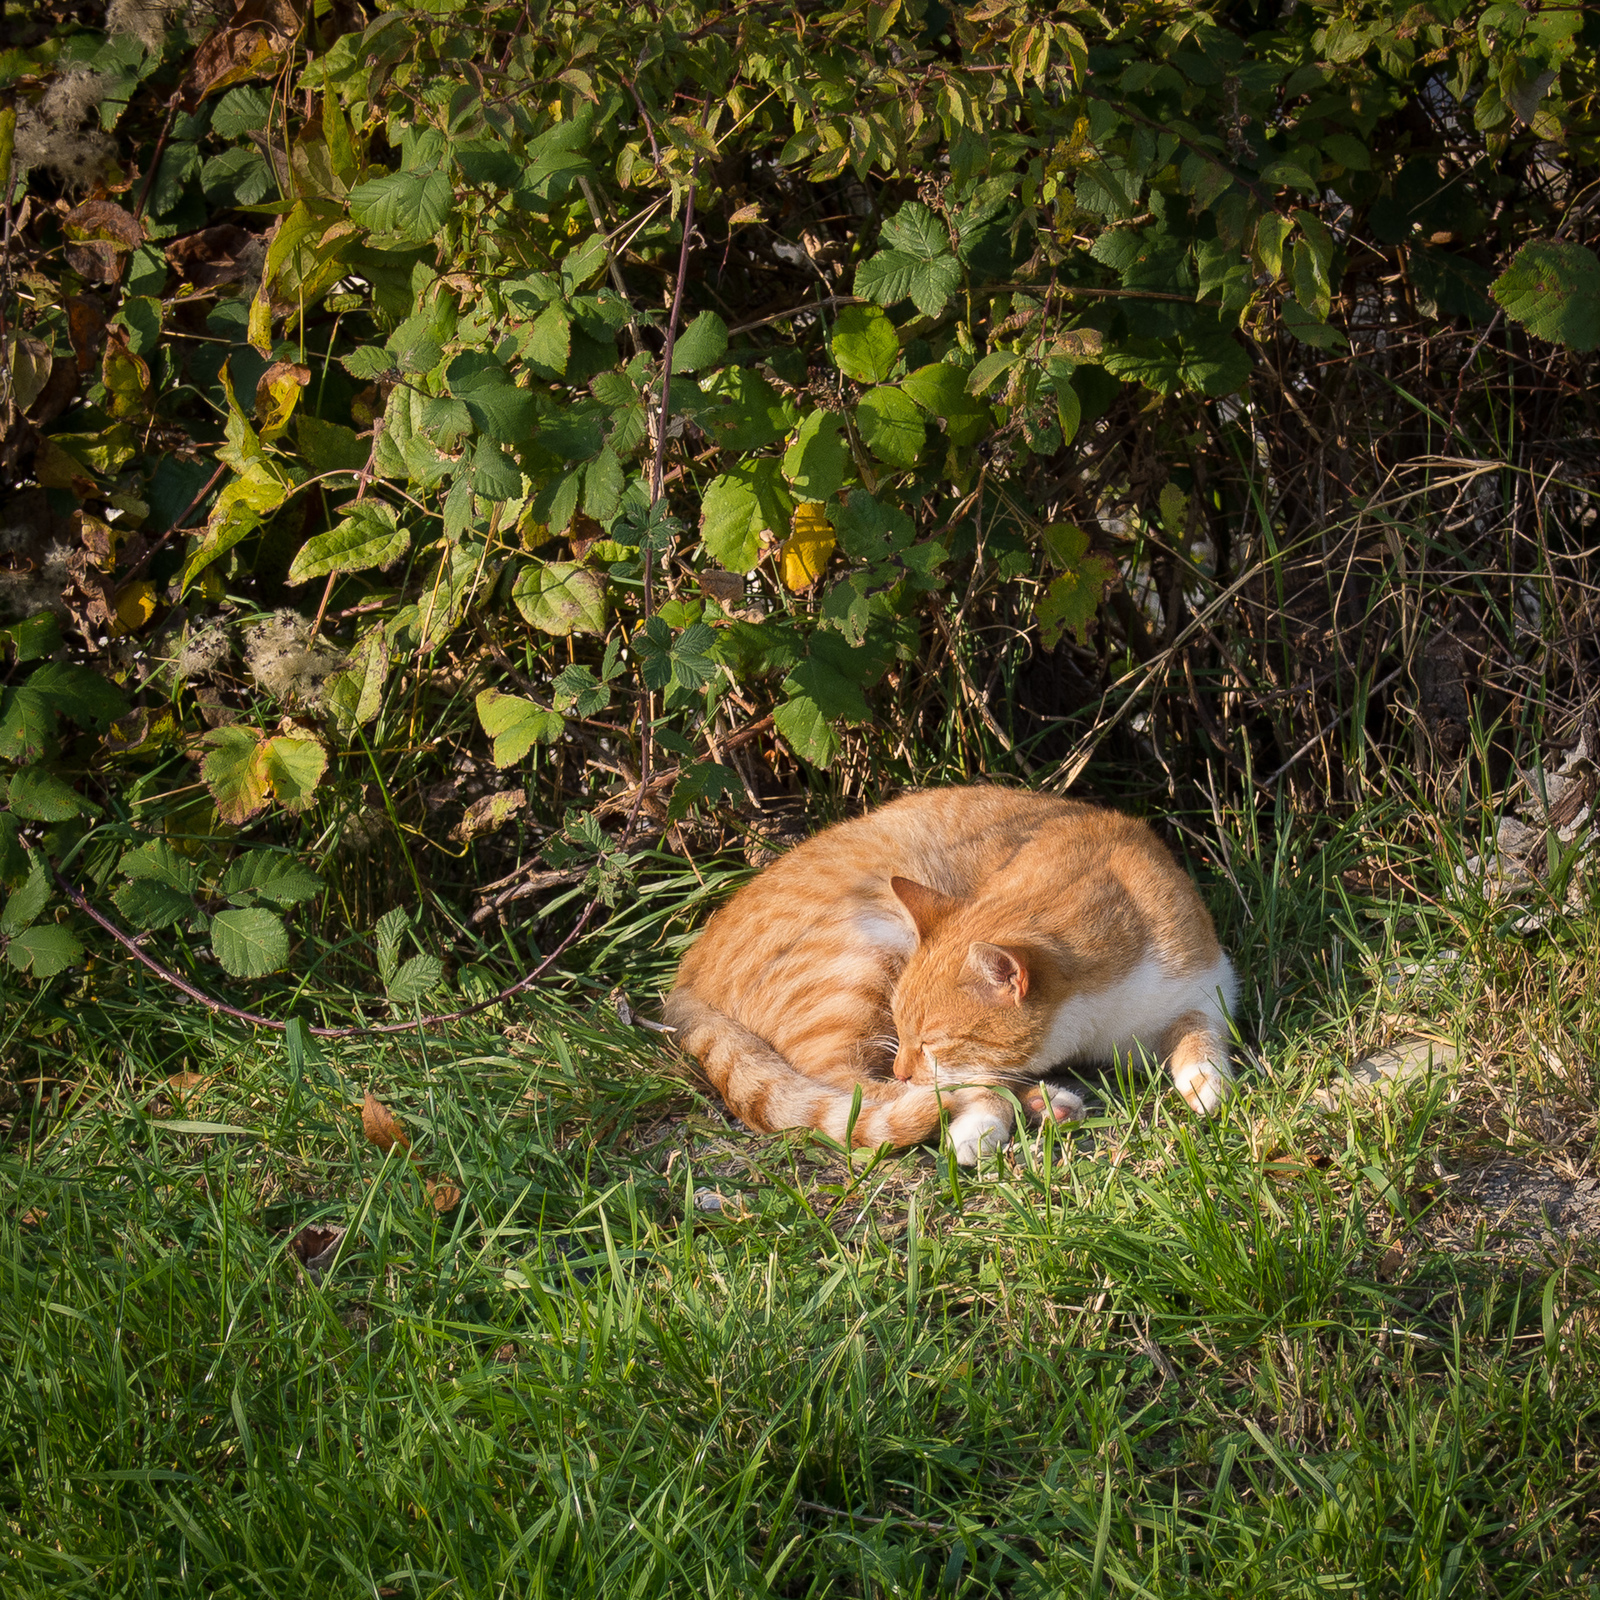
(132, 94), (182, 223)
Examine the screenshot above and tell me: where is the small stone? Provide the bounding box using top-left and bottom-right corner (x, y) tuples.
(1311, 1038), (1457, 1112)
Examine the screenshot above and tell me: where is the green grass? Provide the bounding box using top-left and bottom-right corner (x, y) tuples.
(2, 803), (1599, 1598)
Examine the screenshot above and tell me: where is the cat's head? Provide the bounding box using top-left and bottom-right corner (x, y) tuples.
(886, 876), (1053, 1085)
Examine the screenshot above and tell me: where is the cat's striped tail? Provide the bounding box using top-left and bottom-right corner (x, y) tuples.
(662, 990), (942, 1149)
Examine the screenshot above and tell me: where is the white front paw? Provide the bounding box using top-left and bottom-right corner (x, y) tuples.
(949, 1111), (1009, 1166)
(1173, 1058), (1232, 1115)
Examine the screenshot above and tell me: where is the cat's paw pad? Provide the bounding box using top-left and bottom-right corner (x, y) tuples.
(1173, 1058), (1231, 1116)
(949, 1111), (1009, 1167)
(1022, 1084), (1087, 1124)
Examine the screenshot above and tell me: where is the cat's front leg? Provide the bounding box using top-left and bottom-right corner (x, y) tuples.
(945, 1088), (1014, 1166)
(1160, 1011), (1233, 1114)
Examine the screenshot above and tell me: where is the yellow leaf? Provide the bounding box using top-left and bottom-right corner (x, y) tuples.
(781, 502), (835, 590)
(247, 293), (273, 356)
(112, 580), (157, 635)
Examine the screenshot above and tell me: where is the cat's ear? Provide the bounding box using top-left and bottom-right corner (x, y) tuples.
(890, 876), (958, 940)
(965, 942), (1029, 1005)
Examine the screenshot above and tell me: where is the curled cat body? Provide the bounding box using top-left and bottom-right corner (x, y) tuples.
(665, 786), (1238, 1164)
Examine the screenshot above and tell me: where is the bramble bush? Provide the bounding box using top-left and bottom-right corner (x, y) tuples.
(0, 0), (1596, 1021)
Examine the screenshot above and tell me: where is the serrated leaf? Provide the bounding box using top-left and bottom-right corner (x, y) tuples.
(387, 953), (443, 1006)
(221, 850), (322, 906)
(901, 362), (991, 446)
(512, 561), (607, 636)
(1490, 241), (1600, 352)
(0, 858), (50, 937)
(700, 460), (793, 573)
(522, 302), (571, 377)
(476, 689), (564, 766)
(855, 249), (963, 318)
(348, 167), (454, 241)
(260, 736), (327, 812)
(855, 386), (926, 467)
(6, 768), (92, 822)
(1036, 527), (1119, 647)
(671, 311), (729, 374)
(7, 925), (82, 978)
(211, 908), (289, 979)
(773, 693), (840, 768)
(112, 877), (194, 931)
(287, 501), (407, 584)
(830, 304), (900, 384)
(201, 725), (269, 825)
(783, 410), (852, 501)
(121, 839), (200, 893)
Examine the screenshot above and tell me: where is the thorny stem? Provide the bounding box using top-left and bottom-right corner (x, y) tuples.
(133, 94), (182, 223)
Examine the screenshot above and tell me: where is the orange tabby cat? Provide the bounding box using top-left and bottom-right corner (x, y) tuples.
(665, 786), (1237, 1164)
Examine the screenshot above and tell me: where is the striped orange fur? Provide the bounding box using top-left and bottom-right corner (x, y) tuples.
(665, 786), (1237, 1163)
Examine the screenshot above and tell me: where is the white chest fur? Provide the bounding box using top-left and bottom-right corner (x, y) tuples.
(1026, 952), (1236, 1073)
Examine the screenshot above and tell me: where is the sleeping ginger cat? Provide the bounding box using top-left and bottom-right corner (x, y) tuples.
(665, 786), (1237, 1164)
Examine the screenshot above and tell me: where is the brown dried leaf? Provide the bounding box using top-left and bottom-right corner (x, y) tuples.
(451, 787), (527, 844)
(62, 202), (142, 285)
(698, 569), (746, 607)
(166, 1071), (213, 1100)
(167, 224), (257, 289)
(361, 1089), (410, 1154)
(66, 296), (107, 371)
(19, 1208), (47, 1226)
(182, 0), (305, 106)
(426, 1176), (462, 1212)
(287, 1222), (345, 1263)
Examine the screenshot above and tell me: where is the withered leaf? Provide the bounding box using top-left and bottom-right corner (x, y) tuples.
(166, 1071), (213, 1100)
(288, 1221), (346, 1282)
(426, 1176), (462, 1212)
(361, 1089), (410, 1154)
(182, 0), (306, 106)
(66, 297), (107, 371)
(698, 569), (746, 607)
(167, 225), (257, 289)
(450, 787), (527, 844)
(62, 203), (142, 285)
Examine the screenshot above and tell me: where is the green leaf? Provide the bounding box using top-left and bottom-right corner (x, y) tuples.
(387, 953), (444, 1006)
(221, 851), (322, 906)
(6, 767), (93, 822)
(1103, 332), (1250, 398)
(0, 662), (126, 764)
(1490, 242), (1600, 352)
(827, 489), (915, 563)
(551, 663), (610, 718)
(522, 303), (571, 377)
(966, 350), (1019, 396)
(297, 415), (370, 475)
(700, 460), (793, 573)
(1280, 298), (1347, 349)
(287, 501), (407, 585)
(476, 689), (564, 766)
(1035, 527), (1119, 647)
(671, 311), (729, 374)
(1, 858), (50, 936)
(782, 631), (880, 723)
(210, 908), (290, 979)
(830, 305), (900, 384)
(694, 367), (798, 453)
(901, 363), (992, 446)
(260, 736), (327, 813)
(666, 759), (743, 824)
(112, 877), (194, 931)
(855, 250), (963, 318)
(855, 386), (926, 467)
(121, 840), (200, 893)
(447, 355), (540, 443)
(512, 561), (607, 636)
(201, 725), (269, 826)
(473, 443), (524, 499)
(773, 693), (840, 769)
(349, 167), (454, 241)
(0, 613), (62, 665)
(7, 925), (82, 979)
(782, 410), (852, 501)
(634, 617), (718, 695)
